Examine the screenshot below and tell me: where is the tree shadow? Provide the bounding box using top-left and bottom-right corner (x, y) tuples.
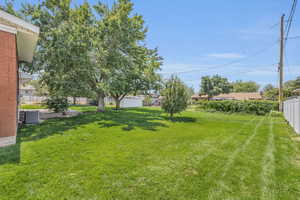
(97, 109), (168, 131)
(162, 116), (197, 123)
(19, 108), (168, 142)
(0, 108), (196, 165)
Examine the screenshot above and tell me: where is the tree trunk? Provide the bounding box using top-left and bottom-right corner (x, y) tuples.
(73, 97), (77, 105)
(97, 93), (105, 112)
(114, 97), (121, 110)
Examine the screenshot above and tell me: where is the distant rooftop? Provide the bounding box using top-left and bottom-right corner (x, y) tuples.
(213, 93), (262, 100)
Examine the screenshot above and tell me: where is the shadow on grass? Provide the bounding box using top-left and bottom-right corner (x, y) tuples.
(0, 136), (21, 165)
(0, 107), (196, 165)
(20, 108), (168, 142)
(97, 108), (169, 131)
(162, 116), (197, 123)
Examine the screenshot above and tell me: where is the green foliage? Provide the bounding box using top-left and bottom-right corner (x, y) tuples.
(198, 100), (279, 115)
(200, 75), (232, 99)
(21, 0), (95, 104)
(270, 110), (283, 117)
(15, 0), (162, 112)
(263, 77), (300, 101)
(45, 96), (69, 113)
(93, 0), (162, 110)
(27, 80), (48, 96)
(143, 96), (153, 106)
(284, 76), (300, 91)
(0, 0), (20, 16)
(161, 76), (189, 117)
(262, 84), (294, 101)
(231, 80), (260, 92)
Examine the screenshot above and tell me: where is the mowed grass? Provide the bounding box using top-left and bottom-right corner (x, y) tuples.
(20, 104), (97, 112)
(0, 108), (300, 200)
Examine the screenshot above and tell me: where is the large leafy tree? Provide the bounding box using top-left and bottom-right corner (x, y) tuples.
(200, 75), (232, 99)
(107, 48), (162, 109)
(91, 0), (162, 110)
(12, 0), (162, 112)
(21, 0), (93, 107)
(231, 80), (260, 93)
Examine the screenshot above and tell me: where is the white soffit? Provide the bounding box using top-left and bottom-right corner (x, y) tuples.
(0, 23), (17, 34)
(0, 10), (39, 33)
(0, 10), (39, 63)
(17, 32), (39, 63)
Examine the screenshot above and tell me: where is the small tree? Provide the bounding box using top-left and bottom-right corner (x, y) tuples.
(161, 76), (189, 118)
(45, 95), (69, 115)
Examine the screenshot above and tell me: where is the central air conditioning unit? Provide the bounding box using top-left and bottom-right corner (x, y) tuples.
(19, 111), (40, 124)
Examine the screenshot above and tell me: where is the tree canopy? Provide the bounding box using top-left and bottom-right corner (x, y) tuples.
(200, 75), (232, 99)
(262, 82), (295, 101)
(91, 0), (162, 110)
(231, 80), (260, 93)
(8, 0), (162, 111)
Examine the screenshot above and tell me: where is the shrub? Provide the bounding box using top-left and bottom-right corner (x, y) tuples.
(143, 96), (153, 106)
(270, 110), (283, 117)
(161, 76), (189, 118)
(198, 100), (278, 115)
(44, 96), (69, 114)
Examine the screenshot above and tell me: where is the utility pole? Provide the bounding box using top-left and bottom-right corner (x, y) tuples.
(279, 14), (285, 112)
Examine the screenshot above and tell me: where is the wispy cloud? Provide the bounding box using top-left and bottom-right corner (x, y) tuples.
(207, 53), (245, 59)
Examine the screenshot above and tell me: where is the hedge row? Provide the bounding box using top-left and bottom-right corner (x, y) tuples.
(198, 100), (279, 115)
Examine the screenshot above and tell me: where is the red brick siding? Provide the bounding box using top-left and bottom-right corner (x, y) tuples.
(0, 30), (17, 138)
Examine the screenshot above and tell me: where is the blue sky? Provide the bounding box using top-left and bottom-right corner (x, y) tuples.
(12, 0), (300, 91)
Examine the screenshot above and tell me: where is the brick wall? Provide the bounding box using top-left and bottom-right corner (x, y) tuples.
(0, 30), (17, 138)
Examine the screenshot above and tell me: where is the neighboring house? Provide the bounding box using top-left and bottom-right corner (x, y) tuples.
(212, 92), (263, 101)
(0, 10), (39, 147)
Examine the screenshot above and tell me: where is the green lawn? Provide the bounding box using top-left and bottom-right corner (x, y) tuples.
(20, 104), (97, 112)
(20, 104), (48, 109)
(1, 108), (300, 199)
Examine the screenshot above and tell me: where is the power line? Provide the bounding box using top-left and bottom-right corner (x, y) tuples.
(285, 0), (298, 41)
(159, 40), (279, 75)
(287, 36), (300, 40)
